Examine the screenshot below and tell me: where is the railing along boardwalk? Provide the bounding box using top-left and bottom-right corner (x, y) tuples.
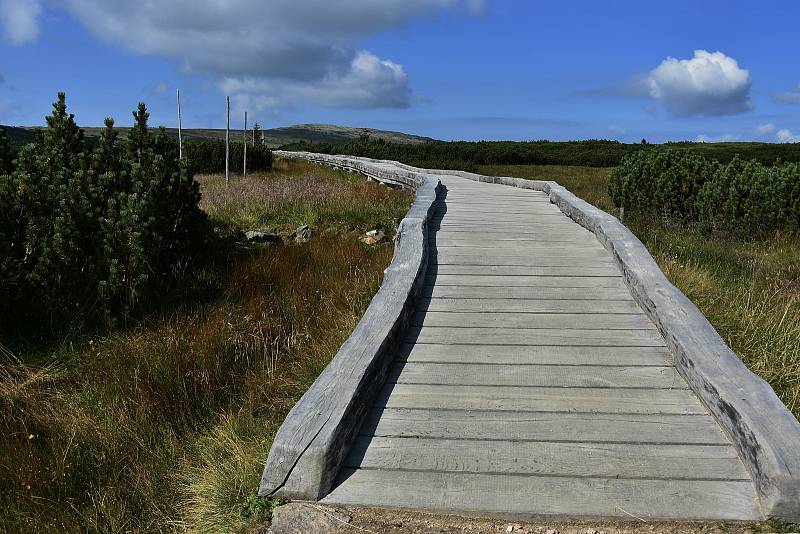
(321, 173), (760, 520)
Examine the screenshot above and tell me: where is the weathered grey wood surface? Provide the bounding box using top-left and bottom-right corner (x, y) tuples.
(266, 153), (800, 521)
(319, 171), (762, 520)
(326, 469), (760, 521)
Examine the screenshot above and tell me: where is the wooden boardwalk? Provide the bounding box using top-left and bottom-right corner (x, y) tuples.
(322, 173), (760, 520)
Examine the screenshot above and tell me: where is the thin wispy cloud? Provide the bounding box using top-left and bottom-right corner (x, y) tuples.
(754, 123), (776, 136)
(773, 84), (800, 104)
(695, 133), (739, 143)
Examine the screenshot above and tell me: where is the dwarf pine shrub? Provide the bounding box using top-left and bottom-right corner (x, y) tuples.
(0, 93), (207, 335)
(611, 149), (800, 235)
(184, 140), (272, 174)
(0, 127), (14, 174)
(608, 149), (718, 221)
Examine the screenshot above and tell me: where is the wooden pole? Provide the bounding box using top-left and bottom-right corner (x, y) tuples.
(177, 88), (183, 159)
(225, 96), (230, 186)
(243, 111), (247, 176)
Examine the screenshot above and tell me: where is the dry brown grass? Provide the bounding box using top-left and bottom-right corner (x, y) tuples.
(0, 160), (411, 532)
(198, 158), (412, 234)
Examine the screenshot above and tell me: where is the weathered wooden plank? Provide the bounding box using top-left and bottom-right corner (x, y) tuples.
(432, 236), (601, 247)
(433, 252), (614, 265)
(435, 208), (563, 216)
(387, 362), (685, 389)
(412, 311), (652, 330)
(430, 221), (579, 229)
(324, 469), (760, 520)
(408, 326), (663, 346)
(431, 215), (569, 223)
(432, 230), (596, 239)
(428, 265), (621, 277)
(423, 286), (634, 300)
(398, 343), (674, 366)
(346, 437), (748, 480)
(362, 408), (725, 444)
(434, 200), (549, 206)
(425, 275), (625, 288)
(376, 384), (705, 414)
(419, 297), (641, 314)
(430, 256), (618, 267)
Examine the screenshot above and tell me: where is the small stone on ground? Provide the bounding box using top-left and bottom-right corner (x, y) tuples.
(245, 230), (282, 245)
(267, 502), (351, 534)
(294, 225), (312, 243)
(360, 229), (386, 245)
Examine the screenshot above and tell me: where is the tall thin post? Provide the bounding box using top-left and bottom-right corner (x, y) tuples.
(243, 111), (248, 176)
(177, 88), (183, 159)
(225, 96), (230, 186)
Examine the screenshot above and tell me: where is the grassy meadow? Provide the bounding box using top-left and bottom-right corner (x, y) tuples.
(0, 159), (412, 532)
(481, 164), (800, 418)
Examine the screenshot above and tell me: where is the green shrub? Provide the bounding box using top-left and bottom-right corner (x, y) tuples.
(0, 127), (14, 174)
(608, 149), (718, 220)
(697, 158), (800, 234)
(281, 137), (800, 170)
(184, 140), (272, 174)
(0, 93), (208, 336)
(610, 149), (800, 235)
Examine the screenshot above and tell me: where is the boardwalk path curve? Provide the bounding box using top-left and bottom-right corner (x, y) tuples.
(261, 153), (800, 522)
(324, 172), (758, 519)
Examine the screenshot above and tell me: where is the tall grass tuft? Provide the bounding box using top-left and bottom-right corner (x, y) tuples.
(0, 159), (411, 532)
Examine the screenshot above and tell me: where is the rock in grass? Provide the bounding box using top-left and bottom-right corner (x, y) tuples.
(360, 229), (385, 245)
(246, 230), (282, 245)
(267, 503), (351, 534)
(294, 225), (312, 243)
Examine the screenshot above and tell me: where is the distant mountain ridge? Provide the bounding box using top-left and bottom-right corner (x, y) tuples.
(0, 123), (436, 147)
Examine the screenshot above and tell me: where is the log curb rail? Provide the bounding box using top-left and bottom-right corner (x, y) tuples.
(259, 151), (441, 500)
(261, 151), (800, 521)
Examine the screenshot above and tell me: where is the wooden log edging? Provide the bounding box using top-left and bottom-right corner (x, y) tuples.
(259, 152), (441, 500)
(346, 158), (800, 521)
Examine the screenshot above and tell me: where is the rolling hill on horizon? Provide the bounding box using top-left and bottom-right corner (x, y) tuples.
(0, 122), (437, 147)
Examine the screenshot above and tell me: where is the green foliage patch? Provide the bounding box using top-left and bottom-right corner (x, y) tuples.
(184, 139), (272, 175)
(0, 94), (209, 336)
(609, 149), (800, 235)
(282, 136), (800, 170)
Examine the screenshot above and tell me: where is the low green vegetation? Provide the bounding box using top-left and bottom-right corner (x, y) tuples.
(482, 164), (800, 418)
(184, 140), (272, 175)
(283, 136), (800, 169)
(0, 155), (412, 531)
(609, 150), (800, 235)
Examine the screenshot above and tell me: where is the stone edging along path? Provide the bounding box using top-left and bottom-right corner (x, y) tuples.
(260, 151), (800, 521)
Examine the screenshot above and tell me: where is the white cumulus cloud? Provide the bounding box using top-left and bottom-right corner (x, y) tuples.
(36, 0), (484, 110)
(777, 129), (800, 143)
(648, 50), (752, 117)
(0, 0), (41, 45)
(220, 51), (411, 113)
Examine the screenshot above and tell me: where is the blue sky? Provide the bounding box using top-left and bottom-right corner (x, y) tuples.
(1, 0), (799, 143)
